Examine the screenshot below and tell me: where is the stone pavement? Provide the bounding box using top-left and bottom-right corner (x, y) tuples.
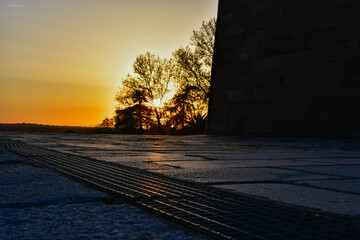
(1, 132), (360, 219)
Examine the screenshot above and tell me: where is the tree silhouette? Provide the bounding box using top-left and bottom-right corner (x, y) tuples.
(133, 52), (173, 101)
(131, 89), (147, 133)
(191, 18), (216, 68)
(94, 117), (115, 133)
(114, 106), (136, 133)
(173, 46), (210, 99)
(114, 53), (173, 134)
(114, 89), (154, 133)
(166, 85), (197, 132)
(171, 18), (216, 132)
(114, 104), (153, 134)
(112, 18), (216, 135)
(97, 117), (114, 129)
(115, 76), (153, 133)
(173, 18), (216, 100)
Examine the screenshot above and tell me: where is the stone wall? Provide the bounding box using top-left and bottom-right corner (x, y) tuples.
(207, 0), (360, 137)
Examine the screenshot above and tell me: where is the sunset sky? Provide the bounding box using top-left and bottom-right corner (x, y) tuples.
(0, 0), (218, 126)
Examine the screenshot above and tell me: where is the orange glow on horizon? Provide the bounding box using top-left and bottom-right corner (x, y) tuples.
(0, 0), (218, 126)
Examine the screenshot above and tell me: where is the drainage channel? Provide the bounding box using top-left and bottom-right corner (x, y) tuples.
(3, 142), (360, 240)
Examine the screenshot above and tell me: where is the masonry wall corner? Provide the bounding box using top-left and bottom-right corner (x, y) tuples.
(207, 0), (360, 137)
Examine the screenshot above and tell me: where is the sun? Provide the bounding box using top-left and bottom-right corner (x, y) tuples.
(153, 99), (161, 108)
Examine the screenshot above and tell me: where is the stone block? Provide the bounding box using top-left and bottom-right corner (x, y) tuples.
(284, 99), (310, 116)
(207, 116), (228, 133)
(300, 1), (330, 18)
(243, 87), (258, 102)
(331, 40), (359, 60)
(222, 12), (235, 26)
(281, 33), (311, 52)
(212, 91), (229, 104)
(308, 97), (342, 115)
(218, 0), (234, 15)
(221, 103), (235, 117)
(317, 8), (338, 29)
(233, 20), (249, 35)
(251, 71), (284, 88)
(258, 0), (272, 14)
(293, 63), (336, 83)
(254, 30), (264, 43)
(235, 103), (249, 116)
(241, 44), (264, 60)
(268, 53), (292, 70)
(250, 57), (271, 72)
(283, 67), (306, 83)
(264, 21), (292, 41)
(245, 116), (273, 132)
(340, 95), (360, 115)
(288, 81), (310, 100)
(292, 18), (317, 35)
(305, 45), (331, 64)
(219, 36), (236, 52)
(223, 24), (237, 38)
(230, 61), (252, 75)
(228, 89), (247, 102)
(308, 80), (337, 99)
(227, 117), (246, 133)
(328, 23), (353, 43)
(213, 64), (232, 78)
(235, 32), (255, 47)
(290, 50), (306, 67)
(262, 5), (294, 26)
(222, 49), (240, 64)
(338, 2), (360, 24)
(310, 62), (333, 80)
(264, 40), (281, 56)
(309, 29), (329, 48)
(216, 76), (236, 91)
(267, 100), (287, 116)
(239, 3), (260, 19)
(247, 101), (268, 117)
(244, 85), (284, 103)
(352, 20), (360, 39)
(344, 77), (360, 96)
(330, 59), (355, 78)
(235, 75), (252, 89)
(247, 17), (262, 31)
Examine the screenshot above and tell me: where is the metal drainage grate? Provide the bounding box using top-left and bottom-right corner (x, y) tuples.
(3, 142), (360, 240)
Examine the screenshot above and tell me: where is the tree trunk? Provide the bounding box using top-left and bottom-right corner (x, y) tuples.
(154, 108), (162, 134)
(138, 101), (144, 134)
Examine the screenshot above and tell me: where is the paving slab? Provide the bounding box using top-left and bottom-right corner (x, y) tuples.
(1, 131), (360, 218)
(150, 167), (336, 184)
(152, 159), (339, 168)
(215, 183), (360, 216)
(0, 160), (106, 207)
(285, 165), (360, 178)
(298, 179), (360, 194)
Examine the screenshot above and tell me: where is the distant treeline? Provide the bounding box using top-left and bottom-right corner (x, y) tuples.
(0, 123), (95, 134)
